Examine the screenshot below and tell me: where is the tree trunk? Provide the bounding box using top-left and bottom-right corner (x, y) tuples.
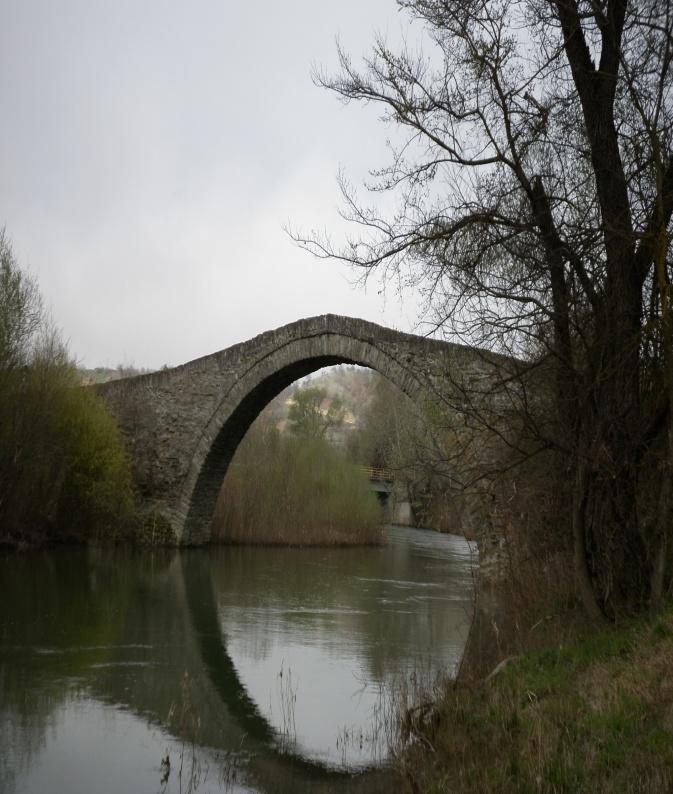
(572, 458), (607, 623)
(580, 327), (651, 617)
(651, 415), (673, 607)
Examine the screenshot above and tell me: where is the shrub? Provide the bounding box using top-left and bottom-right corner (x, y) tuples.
(0, 233), (135, 545)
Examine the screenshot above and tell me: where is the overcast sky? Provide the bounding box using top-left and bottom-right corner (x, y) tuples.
(0, 0), (425, 368)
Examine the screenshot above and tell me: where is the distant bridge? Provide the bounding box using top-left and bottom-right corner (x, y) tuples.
(362, 465), (395, 499)
(362, 466), (395, 483)
(96, 315), (520, 545)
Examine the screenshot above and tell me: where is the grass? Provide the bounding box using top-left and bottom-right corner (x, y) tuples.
(395, 605), (673, 793)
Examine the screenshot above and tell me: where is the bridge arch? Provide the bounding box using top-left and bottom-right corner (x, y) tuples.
(179, 329), (425, 544)
(96, 315), (500, 546)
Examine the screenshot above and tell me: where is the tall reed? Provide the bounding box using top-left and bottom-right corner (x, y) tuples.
(213, 420), (382, 546)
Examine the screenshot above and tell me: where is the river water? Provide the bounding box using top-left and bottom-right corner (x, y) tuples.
(0, 526), (476, 794)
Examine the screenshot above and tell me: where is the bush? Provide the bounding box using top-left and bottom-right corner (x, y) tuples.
(0, 233), (136, 545)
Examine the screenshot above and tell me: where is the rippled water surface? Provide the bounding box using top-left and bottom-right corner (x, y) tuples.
(0, 526), (475, 793)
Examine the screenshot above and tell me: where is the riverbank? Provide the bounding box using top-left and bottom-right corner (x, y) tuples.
(396, 603), (673, 793)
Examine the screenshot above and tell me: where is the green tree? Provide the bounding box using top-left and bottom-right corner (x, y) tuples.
(287, 386), (345, 440)
(294, 1), (673, 619)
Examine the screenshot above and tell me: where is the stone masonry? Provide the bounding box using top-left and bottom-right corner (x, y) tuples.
(96, 315), (521, 545)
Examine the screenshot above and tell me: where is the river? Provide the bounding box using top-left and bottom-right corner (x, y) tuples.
(0, 526), (476, 793)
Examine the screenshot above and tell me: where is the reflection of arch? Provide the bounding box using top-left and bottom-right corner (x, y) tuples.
(180, 552), (384, 787)
(180, 332), (424, 544)
(181, 551), (275, 744)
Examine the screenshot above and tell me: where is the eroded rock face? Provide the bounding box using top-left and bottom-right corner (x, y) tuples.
(96, 314), (522, 546)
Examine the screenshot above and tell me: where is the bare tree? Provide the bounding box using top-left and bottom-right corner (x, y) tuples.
(291, 0), (673, 619)
(0, 230), (43, 372)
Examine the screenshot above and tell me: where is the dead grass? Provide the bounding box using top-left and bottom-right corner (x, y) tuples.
(212, 428), (383, 546)
(394, 605), (673, 793)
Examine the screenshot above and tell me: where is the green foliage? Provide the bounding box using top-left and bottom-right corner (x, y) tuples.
(213, 415), (382, 545)
(0, 233), (136, 545)
(50, 379), (136, 540)
(287, 386), (345, 439)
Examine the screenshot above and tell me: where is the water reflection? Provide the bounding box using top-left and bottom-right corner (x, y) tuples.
(211, 528), (475, 768)
(0, 527), (475, 793)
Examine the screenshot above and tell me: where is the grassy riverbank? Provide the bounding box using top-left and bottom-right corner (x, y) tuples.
(396, 604), (673, 793)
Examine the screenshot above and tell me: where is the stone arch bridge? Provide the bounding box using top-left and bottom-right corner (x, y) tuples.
(96, 315), (520, 545)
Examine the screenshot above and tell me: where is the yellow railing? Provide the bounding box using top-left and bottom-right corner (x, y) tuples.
(361, 466), (395, 482)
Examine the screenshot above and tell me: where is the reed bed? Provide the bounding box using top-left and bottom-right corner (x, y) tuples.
(213, 424), (383, 546)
